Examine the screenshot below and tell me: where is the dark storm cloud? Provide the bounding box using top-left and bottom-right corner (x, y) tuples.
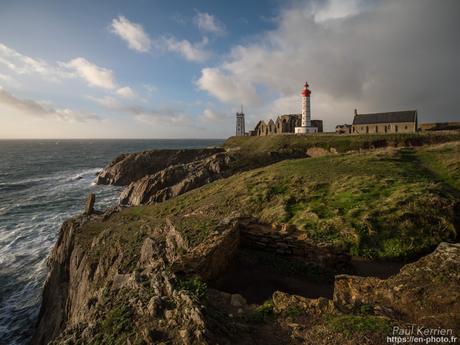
(198, 0), (460, 127)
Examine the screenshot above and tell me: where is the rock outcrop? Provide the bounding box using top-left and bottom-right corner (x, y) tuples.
(32, 213), (217, 345)
(96, 145), (307, 207)
(333, 242), (460, 331)
(32, 197), (460, 345)
(119, 152), (232, 206)
(95, 148), (224, 186)
(268, 242), (460, 345)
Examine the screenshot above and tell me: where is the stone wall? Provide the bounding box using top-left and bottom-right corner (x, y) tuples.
(238, 221), (349, 268)
(351, 122), (416, 134)
(170, 218), (350, 281)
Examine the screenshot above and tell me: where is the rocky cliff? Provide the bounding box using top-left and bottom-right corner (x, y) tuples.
(32, 138), (460, 344)
(32, 206), (460, 345)
(119, 152), (232, 206)
(95, 148), (225, 186)
(96, 145), (305, 207)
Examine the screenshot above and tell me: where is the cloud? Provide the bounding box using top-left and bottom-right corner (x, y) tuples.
(193, 11), (226, 34)
(200, 108), (229, 122)
(0, 43), (69, 81)
(116, 86), (136, 99)
(196, 67), (259, 105)
(109, 16), (211, 62)
(143, 84), (158, 94)
(61, 57), (116, 90)
(197, 0), (460, 129)
(0, 44), (137, 97)
(124, 105), (192, 126)
(87, 95), (121, 109)
(312, 0), (365, 23)
(0, 73), (20, 87)
(163, 36), (210, 62)
(87, 94), (193, 127)
(0, 87), (98, 122)
(110, 16), (152, 53)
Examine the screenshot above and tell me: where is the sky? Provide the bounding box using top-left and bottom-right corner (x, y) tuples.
(0, 0), (459, 139)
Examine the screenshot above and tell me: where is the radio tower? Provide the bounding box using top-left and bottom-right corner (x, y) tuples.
(235, 105), (245, 136)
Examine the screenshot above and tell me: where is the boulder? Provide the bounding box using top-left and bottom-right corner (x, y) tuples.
(306, 147), (330, 157)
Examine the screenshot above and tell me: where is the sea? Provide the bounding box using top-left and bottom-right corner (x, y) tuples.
(0, 139), (224, 345)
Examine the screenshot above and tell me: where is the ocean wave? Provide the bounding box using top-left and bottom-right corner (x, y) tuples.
(66, 168), (101, 182)
(0, 167), (102, 192)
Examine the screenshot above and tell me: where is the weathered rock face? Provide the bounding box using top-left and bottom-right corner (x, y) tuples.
(333, 242), (460, 331)
(32, 204), (460, 345)
(119, 152), (232, 206)
(32, 218), (79, 345)
(97, 146), (309, 206)
(266, 243), (460, 345)
(30, 212), (243, 345)
(95, 148), (225, 186)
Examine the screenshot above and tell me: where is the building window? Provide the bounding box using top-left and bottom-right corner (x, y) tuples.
(375, 126), (378, 133)
(395, 125), (398, 133)
(405, 125), (408, 130)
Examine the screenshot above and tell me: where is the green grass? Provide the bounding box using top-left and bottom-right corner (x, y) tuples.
(223, 131), (460, 158)
(248, 299), (274, 323)
(178, 276), (208, 300)
(325, 315), (392, 336)
(76, 141), (460, 272)
(93, 305), (134, 345)
(416, 142), (460, 190)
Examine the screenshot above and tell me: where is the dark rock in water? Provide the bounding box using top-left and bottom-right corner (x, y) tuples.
(119, 152), (232, 206)
(85, 193), (95, 215)
(95, 148), (225, 186)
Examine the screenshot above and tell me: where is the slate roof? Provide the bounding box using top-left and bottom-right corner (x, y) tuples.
(353, 110), (417, 125)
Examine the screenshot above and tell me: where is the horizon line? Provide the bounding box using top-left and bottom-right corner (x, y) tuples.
(0, 137), (228, 140)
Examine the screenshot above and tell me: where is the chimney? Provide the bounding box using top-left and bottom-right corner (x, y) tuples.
(354, 109), (358, 116)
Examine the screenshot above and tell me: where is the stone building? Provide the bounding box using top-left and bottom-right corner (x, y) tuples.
(276, 114), (300, 133)
(336, 124), (351, 134)
(254, 120), (269, 136)
(351, 109), (418, 134)
(311, 120), (323, 133)
(252, 114), (323, 136)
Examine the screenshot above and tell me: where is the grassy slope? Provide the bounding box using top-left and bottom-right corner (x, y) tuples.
(224, 131), (460, 153)
(78, 140), (459, 271)
(223, 132), (460, 171)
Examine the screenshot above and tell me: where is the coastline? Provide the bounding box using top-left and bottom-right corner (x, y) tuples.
(30, 133), (460, 344)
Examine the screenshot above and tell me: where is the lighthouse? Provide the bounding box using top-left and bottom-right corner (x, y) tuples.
(295, 81), (318, 134)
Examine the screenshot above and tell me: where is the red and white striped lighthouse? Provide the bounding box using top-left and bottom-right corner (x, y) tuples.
(301, 81), (311, 127)
(295, 81), (318, 134)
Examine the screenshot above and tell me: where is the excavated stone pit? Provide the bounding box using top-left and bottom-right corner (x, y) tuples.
(209, 248), (336, 303)
(172, 218), (406, 305)
(204, 221), (350, 304)
(204, 221), (406, 304)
